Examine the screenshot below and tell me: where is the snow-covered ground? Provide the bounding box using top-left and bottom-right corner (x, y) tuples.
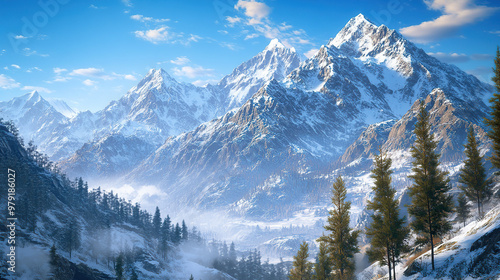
(358, 204), (500, 280)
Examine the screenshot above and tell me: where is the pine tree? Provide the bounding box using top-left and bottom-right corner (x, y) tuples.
(314, 242), (331, 280)
(366, 150), (409, 280)
(174, 223), (182, 244)
(318, 176), (359, 280)
(182, 220), (189, 240)
(64, 216), (81, 259)
(228, 242), (238, 277)
(408, 101), (453, 270)
(153, 207), (162, 238)
(456, 193), (471, 227)
(289, 241), (313, 280)
(50, 244), (58, 277)
(189, 275), (194, 280)
(459, 126), (492, 217)
(160, 216), (171, 259)
(115, 253), (124, 280)
(485, 46), (500, 169)
(130, 268), (139, 280)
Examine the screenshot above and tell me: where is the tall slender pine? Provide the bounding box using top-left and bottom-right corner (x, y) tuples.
(485, 46), (500, 169)
(366, 150), (409, 280)
(408, 101), (453, 270)
(318, 176), (359, 280)
(153, 206), (162, 238)
(459, 126), (492, 217)
(289, 241), (313, 280)
(456, 193), (470, 227)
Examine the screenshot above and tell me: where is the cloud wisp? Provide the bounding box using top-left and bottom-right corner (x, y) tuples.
(0, 74), (21, 89)
(428, 52), (494, 63)
(173, 66), (215, 79)
(226, 0), (313, 49)
(400, 0), (498, 43)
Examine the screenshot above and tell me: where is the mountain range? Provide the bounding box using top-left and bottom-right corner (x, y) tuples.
(0, 13), (497, 274)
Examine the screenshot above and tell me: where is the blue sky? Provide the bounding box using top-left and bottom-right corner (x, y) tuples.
(0, 0), (499, 112)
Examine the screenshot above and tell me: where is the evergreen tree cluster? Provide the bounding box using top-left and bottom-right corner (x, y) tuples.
(290, 49), (500, 278)
(209, 241), (289, 280)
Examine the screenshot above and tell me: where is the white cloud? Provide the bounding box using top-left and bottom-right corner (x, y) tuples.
(53, 67), (67, 74)
(123, 74), (136, 81)
(0, 49), (5, 55)
(70, 68), (112, 79)
(226, 16), (242, 26)
(231, 0), (312, 50)
(14, 35), (27, 40)
(134, 26), (172, 44)
(89, 4), (104, 9)
(52, 77), (71, 82)
(170, 56), (191, 65)
(279, 22), (292, 31)
(173, 66), (215, 78)
(122, 0), (132, 7)
(11, 64), (20, 69)
(82, 79), (97, 86)
(58, 68), (135, 83)
(26, 67), (42, 73)
(428, 52), (494, 63)
(235, 0), (271, 24)
(490, 30), (500, 36)
(220, 42), (237, 50)
(131, 14), (169, 23)
(22, 48), (49, 57)
(21, 86), (52, 93)
(304, 48), (319, 59)
(188, 34), (202, 43)
(0, 74), (20, 89)
(400, 0), (499, 43)
(245, 33), (259, 40)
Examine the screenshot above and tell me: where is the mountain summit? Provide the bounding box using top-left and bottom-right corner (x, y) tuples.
(217, 38), (300, 111)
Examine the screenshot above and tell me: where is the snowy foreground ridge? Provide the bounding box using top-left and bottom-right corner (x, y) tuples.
(359, 205), (500, 280)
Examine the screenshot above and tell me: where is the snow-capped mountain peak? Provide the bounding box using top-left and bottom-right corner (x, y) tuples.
(330, 13), (377, 48)
(130, 68), (178, 96)
(27, 90), (42, 102)
(264, 38), (289, 51)
(329, 13), (408, 60)
(218, 39), (301, 111)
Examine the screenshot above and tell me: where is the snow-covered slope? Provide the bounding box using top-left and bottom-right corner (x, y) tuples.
(358, 204), (500, 280)
(217, 38), (301, 111)
(47, 98), (79, 118)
